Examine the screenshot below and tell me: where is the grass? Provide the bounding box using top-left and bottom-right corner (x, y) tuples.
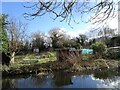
(1, 51), (120, 75)
(9, 57), (56, 70)
(15, 51), (56, 63)
(19, 58), (56, 64)
(0, 51), (57, 72)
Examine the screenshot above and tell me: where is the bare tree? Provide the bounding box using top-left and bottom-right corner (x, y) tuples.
(31, 31), (45, 52)
(49, 27), (66, 48)
(7, 19), (27, 63)
(23, 0), (117, 28)
(97, 26), (116, 46)
(76, 34), (88, 47)
(62, 34), (71, 47)
(44, 36), (52, 48)
(98, 26), (115, 40)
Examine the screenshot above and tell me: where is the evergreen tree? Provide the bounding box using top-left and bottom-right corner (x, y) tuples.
(0, 14), (8, 52)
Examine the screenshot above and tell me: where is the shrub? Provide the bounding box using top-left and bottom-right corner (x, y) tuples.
(110, 36), (120, 47)
(90, 41), (106, 58)
(47, 52), (56, 57)
(105, 48), (120, 59)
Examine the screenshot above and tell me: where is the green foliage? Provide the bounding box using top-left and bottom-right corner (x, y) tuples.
(105, 47), (120, 59)
(72, 43), (81, 49)
(90, 41), (106, 58)
(32, 32), (45, 51)
(0, 64), (10, 72)
(47, 52), (56, 57)
(72, 34), (88, 49)
(110, 36), (120, 46)
(76, 34), (88, 46)
(82, 55), (89, 60)
(0, 14), (8, 52)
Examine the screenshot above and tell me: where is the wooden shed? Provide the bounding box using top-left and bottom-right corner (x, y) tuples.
(56, 48), (82, 61)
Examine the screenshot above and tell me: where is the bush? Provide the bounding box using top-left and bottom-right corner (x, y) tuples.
(90, 42), (106, 58)
(110, 36), (120, 47)
(47, 52), (56, 57)
(105, 48), (120, 59)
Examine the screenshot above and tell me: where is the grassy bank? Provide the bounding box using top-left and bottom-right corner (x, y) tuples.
(1, 51), (119, 76)
(1, 58), (119, 76)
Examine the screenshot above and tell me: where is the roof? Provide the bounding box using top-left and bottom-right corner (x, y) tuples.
(108, 46), (120, 49)
(55, 48), (81, 51)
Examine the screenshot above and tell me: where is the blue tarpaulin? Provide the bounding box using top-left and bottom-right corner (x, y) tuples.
(82, 49), (93, 54)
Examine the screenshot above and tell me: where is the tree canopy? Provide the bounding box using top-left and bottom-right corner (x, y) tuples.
(0, 14), (9, 52)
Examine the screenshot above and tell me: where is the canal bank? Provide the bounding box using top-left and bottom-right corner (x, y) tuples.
(2, 59), (119, 76)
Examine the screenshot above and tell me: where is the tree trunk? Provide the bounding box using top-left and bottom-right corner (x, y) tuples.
(10, 52), (15, 64)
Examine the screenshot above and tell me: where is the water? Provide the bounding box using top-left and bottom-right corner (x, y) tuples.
(2, 68), (120, 89)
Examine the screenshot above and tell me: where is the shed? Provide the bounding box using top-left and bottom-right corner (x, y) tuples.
(33, 47), (39, 53)
(82, 49), (93, 54)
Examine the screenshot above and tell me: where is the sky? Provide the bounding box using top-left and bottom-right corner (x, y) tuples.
(1, 1), (118, 38)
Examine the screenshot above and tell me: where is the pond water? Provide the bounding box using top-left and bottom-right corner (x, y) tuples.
(2, 68), (120, 89)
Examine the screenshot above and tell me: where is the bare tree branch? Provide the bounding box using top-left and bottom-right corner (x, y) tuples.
(23, 0), (117, 28)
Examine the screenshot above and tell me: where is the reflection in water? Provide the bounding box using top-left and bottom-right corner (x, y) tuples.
(53, 71), (73, 87)
(93, 68), (118, 79)
(91, 75), (119, 88)
(2, 79), (15, 88)
(2, 68), (120, 88)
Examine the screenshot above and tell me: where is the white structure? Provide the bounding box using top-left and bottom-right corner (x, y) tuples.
(33, 48), (39, 53)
